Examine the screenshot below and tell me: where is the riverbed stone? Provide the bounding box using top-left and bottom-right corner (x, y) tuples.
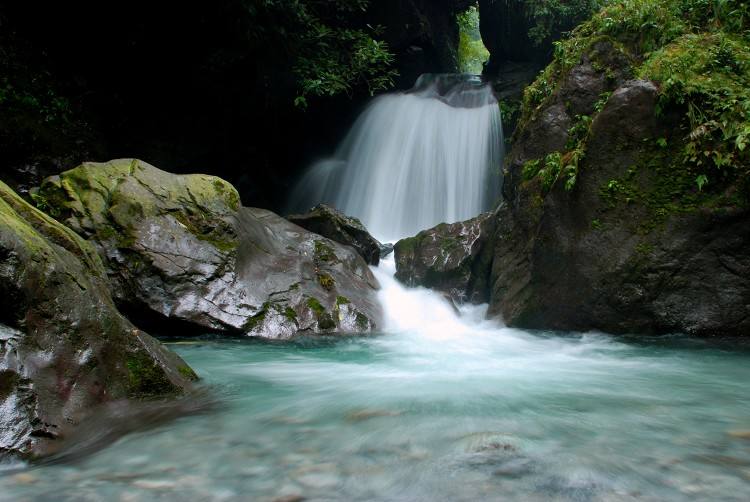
(36, 160), (381, 338)
(0, 180), (195, 459)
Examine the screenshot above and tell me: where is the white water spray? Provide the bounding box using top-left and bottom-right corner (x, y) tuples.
(289, 74), (503, 242)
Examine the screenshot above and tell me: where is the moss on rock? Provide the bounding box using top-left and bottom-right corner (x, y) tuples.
(36, 159), (242, 249)
(0, 180), (196, 458)
(517, 0), (750, 202)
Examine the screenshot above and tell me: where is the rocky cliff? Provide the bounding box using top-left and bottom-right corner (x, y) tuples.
(396, 0), (750, 337)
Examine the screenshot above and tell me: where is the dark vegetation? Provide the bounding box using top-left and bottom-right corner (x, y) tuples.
(1, 0), (608, 210)
(0, 0), (467, 209)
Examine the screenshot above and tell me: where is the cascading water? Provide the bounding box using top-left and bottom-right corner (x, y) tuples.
(288, 74), (503, 242)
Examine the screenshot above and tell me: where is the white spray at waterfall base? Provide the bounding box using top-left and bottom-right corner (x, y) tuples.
(289, 74), (504, 242)
(372, 254), (494, 342)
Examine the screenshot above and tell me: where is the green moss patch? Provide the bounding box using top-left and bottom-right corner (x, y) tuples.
(317, 273), (335, 291)
(336, 295), (350, 306)
(596, 137), (724, 233)
(306, 297), (326, 316)
(314, 240), (336, 263)
(126, 352), (179, 397)
(178, 365), (199, 381)
(284, 306), (298, 322)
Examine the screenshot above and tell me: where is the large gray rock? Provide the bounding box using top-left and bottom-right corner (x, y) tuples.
(287, 204), (382, 265)
(36, 160), (381, 338)
(0, 180), (195, 459)
(490, 77), (750, 336)
(394, 211), (496, 304)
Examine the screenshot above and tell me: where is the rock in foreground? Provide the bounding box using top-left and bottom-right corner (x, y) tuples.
(287, 204), (382, 266)
(0, 181), (195, 459)
(37, 160), (381, 338)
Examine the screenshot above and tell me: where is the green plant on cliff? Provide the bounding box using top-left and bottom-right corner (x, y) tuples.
(255, 0), (397, 107)
(639, 31), (750, 191)
(519, 0), (750, 198)
(457, 5), (490, 74)
(525, 0), (609, 46)
(0, 76), (72, 126)
(522, 152), (564, 192)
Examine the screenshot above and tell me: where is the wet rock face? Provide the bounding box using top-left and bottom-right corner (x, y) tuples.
(489, 76), (750, 336)
(394, 211), (496, 304)
(287, 204), (382, 266)
(37, 160), (381, 338)
(0, 180), (195, 459)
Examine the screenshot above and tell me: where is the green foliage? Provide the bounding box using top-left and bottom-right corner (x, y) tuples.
(525, 0), (608, 46)
(457, 5), (490, 74)
(522, 152), (564, 192)
(254, 0), (397, 106)
(499, 99), (522, 130)
(522, 147), (585, 193)
(566, 114), (592, 149)
(593, 91), (612, 112)
(0, 76), (72, 126)
(518, 0), (750, 202)
(639, 31), (750, 186)
(696, 173), (709, 190)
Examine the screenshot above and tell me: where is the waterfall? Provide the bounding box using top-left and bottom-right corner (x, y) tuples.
(288, 74), (504, 242)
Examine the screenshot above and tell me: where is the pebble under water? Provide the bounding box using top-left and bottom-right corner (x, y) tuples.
(2, 258), (750, 501)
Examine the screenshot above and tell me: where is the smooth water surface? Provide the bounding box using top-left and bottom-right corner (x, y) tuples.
(2, 259), (750, 501)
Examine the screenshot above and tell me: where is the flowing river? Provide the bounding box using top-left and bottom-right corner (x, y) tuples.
(1, 257), (749, 501)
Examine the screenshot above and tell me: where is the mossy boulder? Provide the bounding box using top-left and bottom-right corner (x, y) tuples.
(36, 160), (381, 338)
(0, 180), (195, 459)
(487, 0), (750, 336)
(287, 204), (383, 265)
(394, 211), (496, 304)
